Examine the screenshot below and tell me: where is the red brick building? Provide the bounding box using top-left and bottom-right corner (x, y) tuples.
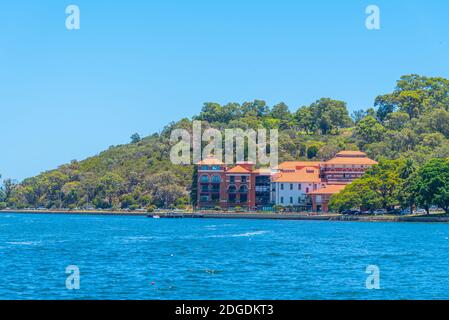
(197, 156), (271, 210)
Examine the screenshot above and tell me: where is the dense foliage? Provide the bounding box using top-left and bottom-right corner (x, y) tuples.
(329, 158), (449, 214)
(1, 74), (449, 210)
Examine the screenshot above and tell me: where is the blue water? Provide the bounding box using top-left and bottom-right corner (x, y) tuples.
(1, 213), (449, 299)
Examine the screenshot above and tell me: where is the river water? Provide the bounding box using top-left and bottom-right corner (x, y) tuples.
(1, 213), (448, 299)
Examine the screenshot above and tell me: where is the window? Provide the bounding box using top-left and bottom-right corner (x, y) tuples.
(290, 197), (293, 204)
(230, 176), (235, 183)
(211, 193), (219, 201)
(280, 197), (284, 204)
(241, 176), (247, 183)
(200, 165), (209, 170)
(298, 184), (302, 190)
(200, 195), (209, 202)
(211, 165), (221, 170)
(200, 175), (209, 183)
(298, 197), (302, 204)
(211, 175), (221, 183)
(229, 185), (237, 193)
(281, 184), (284, 190)
(290, 184), (293, 190)
(306, 188), (309, 193)
(239, 185), (248, 193)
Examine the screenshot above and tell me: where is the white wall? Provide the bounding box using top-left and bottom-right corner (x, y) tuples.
(271, 182), (325, 206)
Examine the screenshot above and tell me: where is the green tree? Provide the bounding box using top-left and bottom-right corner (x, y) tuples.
(310, 98), (353, 134)
(307, 145), (320, 159)
(295, 98), (352, 135)
(355, 116), (386, 147)
(241, 100), (269, 118)
(367, 160), (402, 210)
(413, 159), (449, 214)
(351, 109), (368, 124)
(145, 171), (187, 208)
(130, 133), (141, 144)
(329, 179), (382, 212)
(375, 94), (396, 122)
(295, 106), (316, 134)
(97, 173), (125, 208)
(330, 159), (404, 212)
(270, 102), (292, 129)
(397, 90), (424, 119)
(384, 112), (409, 131)
(397, 158), (418, 213)
(62, 181), (81, 208)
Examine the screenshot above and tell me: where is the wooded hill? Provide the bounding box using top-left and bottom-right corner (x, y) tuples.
(1, 74), (449, 210)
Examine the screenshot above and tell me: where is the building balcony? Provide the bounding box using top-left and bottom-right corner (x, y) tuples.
(201, 188), (220, 192)
(322, 168), (366, 172)
(324, 179), (353, 183)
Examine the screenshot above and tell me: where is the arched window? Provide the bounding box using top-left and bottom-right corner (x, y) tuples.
(228, 185), (237, 193)
(211, 175), (221, 183)
(200, 175), (209, 183)
(239, 185), (248, 193)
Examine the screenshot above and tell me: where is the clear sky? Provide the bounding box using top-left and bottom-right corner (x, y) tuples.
(1, 0), (448, 181)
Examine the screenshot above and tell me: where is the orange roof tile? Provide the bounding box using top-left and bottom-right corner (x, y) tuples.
(336, 150), (367, 157)
(324, 157), (378, 165)
(308, 184), (346, 195)
(197, 155), (223, 165)
(276, 161), (322, 171)
(272, 167), (321, 183)
(226, 165), (251, 174)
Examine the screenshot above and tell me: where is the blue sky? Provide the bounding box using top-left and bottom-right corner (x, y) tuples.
(1, 0), (449, 181)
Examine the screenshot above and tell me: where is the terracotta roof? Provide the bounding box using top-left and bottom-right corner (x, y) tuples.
(276, 161), (322, 171)
(308, 184), (346, 195)
(226, 165), (251, 174)
(336, 150), (367, 157)
(197, 155), (223, 165)
(272, 167), (321, 183)
(324, 157), (378, 165)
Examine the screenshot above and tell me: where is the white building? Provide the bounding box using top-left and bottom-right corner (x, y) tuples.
(271, 167), (325, 206)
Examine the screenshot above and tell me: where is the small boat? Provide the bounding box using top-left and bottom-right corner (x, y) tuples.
(152, 215), (161, 219)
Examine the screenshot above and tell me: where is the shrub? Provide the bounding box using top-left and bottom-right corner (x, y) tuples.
(146, 205), (156, 213)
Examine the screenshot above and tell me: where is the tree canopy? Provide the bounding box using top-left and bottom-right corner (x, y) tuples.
(2, 74), (449, 211)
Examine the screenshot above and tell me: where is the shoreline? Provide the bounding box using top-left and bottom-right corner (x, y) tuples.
(1, 209), (449, 223)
